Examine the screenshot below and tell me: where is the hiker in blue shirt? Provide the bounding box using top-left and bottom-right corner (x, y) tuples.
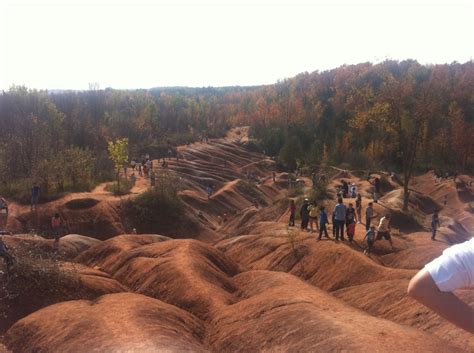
(31, 182), (40, 211)
(333, 197), (346, 241)
(318, 206), (330, 240)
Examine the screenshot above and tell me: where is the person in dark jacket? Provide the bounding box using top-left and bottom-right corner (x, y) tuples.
(431, 211), (441, 240)
(300, 199), (310, 231)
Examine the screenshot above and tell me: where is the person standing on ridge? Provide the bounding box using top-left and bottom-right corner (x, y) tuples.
(363, 225), (376, 255)
(376, 213), (393, 250)
(318, 206), (330, 240)
(308, 201), (319, 233)
(333, 197), (346, 241)
(350, 183), (357, 198)
(130, 173), (137, 187)
(346, 202), (356, 243)
(431, 210), (441, 240)
(300, 199), (310, 231)
(51, 213), (62, 244)
(342, 180), (349, 198)
(288, 200), (296, 227)
(368, 176), (381, 203)
(355, 193), (362, 223)
(365, 202), (375, 231)
(31, 182), (40, 211)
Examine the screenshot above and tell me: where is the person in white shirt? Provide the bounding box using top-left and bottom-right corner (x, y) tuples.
(376, 214), (393, 249)
(408, 238), (474, 333)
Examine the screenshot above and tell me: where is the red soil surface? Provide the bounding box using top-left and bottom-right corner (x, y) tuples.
(1, 127), (473, 352)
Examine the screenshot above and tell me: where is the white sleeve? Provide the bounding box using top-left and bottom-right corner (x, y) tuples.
(425, 238), (474, 292)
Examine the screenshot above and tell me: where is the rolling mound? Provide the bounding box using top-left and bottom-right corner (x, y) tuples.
(80, 238), (241, 320)
(76, 234), (171, 273)
(5, 293), (207, 353)
(216, 228), (415, 291)
(208, 271), (464, 353)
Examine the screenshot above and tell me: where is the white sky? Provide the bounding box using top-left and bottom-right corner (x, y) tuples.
(0, 0), (472, 90)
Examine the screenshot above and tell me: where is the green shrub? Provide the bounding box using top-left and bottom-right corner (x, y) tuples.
(125, 173), (184, 232)
(104, 178), (133, 195)
(308, 181), (330, 203)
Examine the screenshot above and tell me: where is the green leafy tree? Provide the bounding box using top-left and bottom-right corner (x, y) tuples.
(278, 136), (303, 171)
(107, 138), (129, 192)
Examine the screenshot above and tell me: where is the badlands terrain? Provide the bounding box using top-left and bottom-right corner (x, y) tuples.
(0, 128), (473, 352)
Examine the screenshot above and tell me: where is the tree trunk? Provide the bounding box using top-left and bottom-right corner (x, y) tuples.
(117, 171), (120, 193)
(403, 181), (410, 211)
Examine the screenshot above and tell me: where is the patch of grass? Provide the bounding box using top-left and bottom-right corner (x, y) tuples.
(0, 179), (98, 205)
(104, 178), (133, 195)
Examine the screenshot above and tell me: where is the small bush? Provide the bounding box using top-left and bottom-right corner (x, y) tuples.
(105, 178), (133, 195)
(308, 181), (330, 203)
(125, 172), (184, 233)
(244, 139), (262, 153)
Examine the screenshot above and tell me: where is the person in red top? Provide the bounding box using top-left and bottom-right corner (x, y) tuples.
(288, 200), (296, 227)
(51, 213), (62, 244)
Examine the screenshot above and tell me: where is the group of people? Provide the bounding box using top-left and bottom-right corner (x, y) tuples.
(130, 157), (153, 178)
(289, 191), (394, 255)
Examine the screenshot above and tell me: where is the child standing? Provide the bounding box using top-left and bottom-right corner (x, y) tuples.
(364, 225), (376, 255)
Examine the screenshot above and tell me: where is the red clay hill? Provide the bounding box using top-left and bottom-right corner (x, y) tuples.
(1, 127), (473, 352)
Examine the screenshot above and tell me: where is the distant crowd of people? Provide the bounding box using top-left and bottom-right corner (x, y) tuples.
(289, 182), (397, 255)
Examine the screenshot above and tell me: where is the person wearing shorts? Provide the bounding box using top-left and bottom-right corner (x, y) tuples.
(376, 214), (393, 249)
(408, 238), (474, 333)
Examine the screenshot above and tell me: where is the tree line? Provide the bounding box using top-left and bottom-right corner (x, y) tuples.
(0, 60), (472, 204)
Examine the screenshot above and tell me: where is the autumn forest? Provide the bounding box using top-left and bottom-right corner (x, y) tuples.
(0, 60), (473, 201)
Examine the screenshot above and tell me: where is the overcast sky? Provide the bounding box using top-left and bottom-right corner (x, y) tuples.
(0, 0), (472, 90)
